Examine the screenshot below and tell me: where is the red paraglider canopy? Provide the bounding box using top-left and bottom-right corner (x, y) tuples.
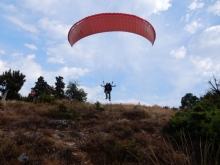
(68, 13), (156, 46)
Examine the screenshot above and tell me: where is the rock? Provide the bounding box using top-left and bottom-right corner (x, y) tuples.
(53, 134), (61, 139)
(34, 132), (43, 139)
(23, 132), (30, 136)
(73, 132), (84, 138)
(17, 153), (29, 163)
(65, 142), (75, 146)
(100, 132), (108, 136)
(72, 152), (78, 156)
(47, 120), (68, 126)
(55, 120), (68, 126)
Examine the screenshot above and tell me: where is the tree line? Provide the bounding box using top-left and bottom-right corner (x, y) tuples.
(0, 69), (87, 102)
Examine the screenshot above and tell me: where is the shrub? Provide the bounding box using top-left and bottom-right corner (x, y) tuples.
(48, 104), (81, 121)
(164, 91), (220, 164)
(95, 101), (105, 112)
(36, 93), (55, 103)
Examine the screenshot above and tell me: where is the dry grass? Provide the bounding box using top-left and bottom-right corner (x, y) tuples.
(0, 100), (191, 165)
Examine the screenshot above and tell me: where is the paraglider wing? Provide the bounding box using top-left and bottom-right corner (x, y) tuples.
(68, 13), (156, 46)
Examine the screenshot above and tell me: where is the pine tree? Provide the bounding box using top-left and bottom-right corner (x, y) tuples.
(55, 76), (65, 99)
(0, 69), (26, 100)
(33, 76), (53, 97)
(65, 81), (87, 102)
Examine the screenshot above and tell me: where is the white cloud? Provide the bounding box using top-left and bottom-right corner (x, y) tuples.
(82, 86), (103, 103)
(190, 57), (212, 70)
(188, 25), (220, 76)
(47, 56), (65, 64)
(202, 26), (220, 46)
(38, 17), (70, 39)
(135, 0), (172, 15)
(20, 0), (172, 18)
(0, 50), (5, 54)
(46, 43), (72, 64)
(185, 13), (191, 22)
(189, 25), (220, 55)
(188, 0), (204, 10)
(166, 61), (202, 97)
(20, 0), (57, 14)
(170, 46), (187, 59)
(8, 54), (42, 80)
(24, 44), (38, 50)
(45, 42), (97, 68)
(0, 3), (17, 12)
(56, 66), (90, 78)
(11, 53), (23, 59)
(184, 20), (202, 33)
(207, 1), (220, 16)
(27, 54), (35, 60)
(190, 56), (214, 76)
(3, 16), (38, 33)
(0, 60), (8, 72)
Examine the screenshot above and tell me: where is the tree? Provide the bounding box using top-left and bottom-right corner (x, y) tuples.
(54, 76), (65, 99)
(0, 69), (26, 100)
(180, 93), (199, 109)
(208, 75), (220, 96)
(33, 76), (54, 97)
(65, 81), (87, 102)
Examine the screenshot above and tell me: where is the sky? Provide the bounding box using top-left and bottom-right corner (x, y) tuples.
(0, 0), (220, 107)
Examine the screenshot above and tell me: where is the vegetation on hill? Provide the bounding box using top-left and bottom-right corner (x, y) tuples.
(0, 70), (220, 164)
(1, 99), (219, 164)
(163, 75), (220, 165)
(0, 100), (176, 165)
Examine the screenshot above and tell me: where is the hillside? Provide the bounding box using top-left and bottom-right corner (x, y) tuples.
(0, 100), (181, 165)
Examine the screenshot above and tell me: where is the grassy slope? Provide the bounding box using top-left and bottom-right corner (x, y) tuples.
(0, 100), (183, 165)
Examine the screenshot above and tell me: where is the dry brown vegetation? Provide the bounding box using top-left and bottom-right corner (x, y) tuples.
(0, 100), (188, 165)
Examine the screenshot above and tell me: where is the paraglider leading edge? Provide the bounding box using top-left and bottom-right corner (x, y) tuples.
(68, 13), (156, 46)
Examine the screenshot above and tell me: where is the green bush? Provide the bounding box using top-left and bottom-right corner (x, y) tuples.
(48, 104), (81, 121)
(57, 103), (67, 113)
(36, 93), (55, 103)
(163, 91), (220, 163)
(95, 101), (105, 112)
(164, 108), (218, 141)
(201, 91), (220, 109)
